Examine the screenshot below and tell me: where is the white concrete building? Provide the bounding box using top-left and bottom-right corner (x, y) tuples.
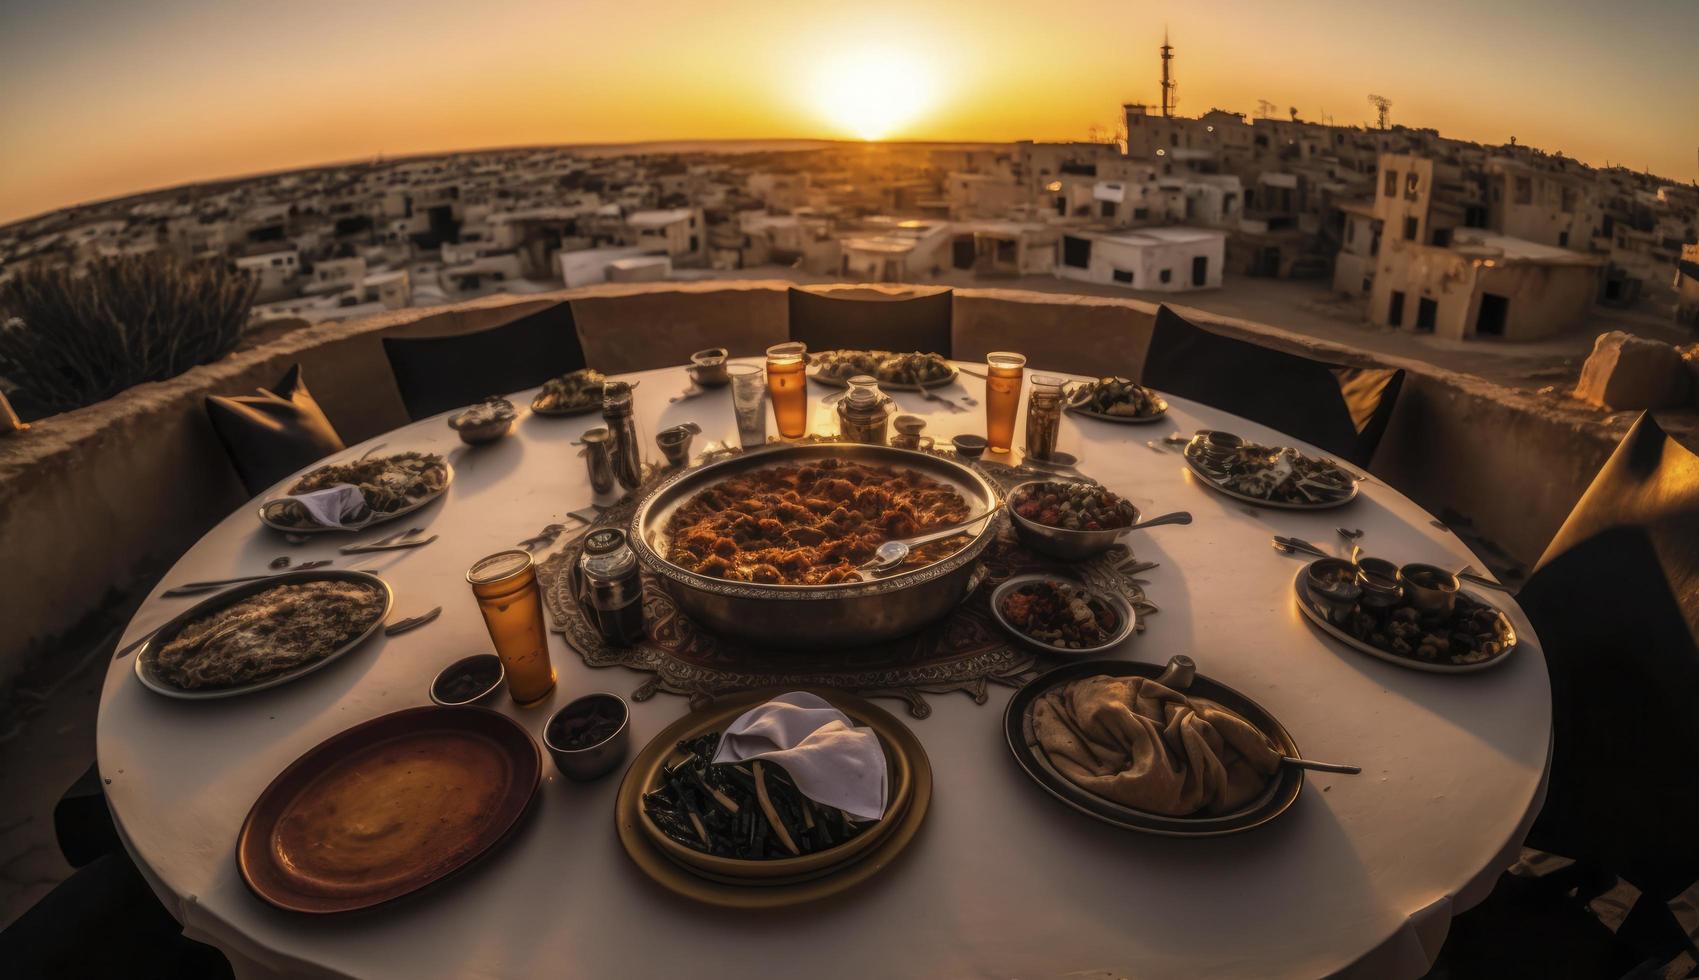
(625, 208), (705, 264)
(558, 246), (653, 288)
(1368, 229), (1604, 340)
(1054, 227), (1226, 292)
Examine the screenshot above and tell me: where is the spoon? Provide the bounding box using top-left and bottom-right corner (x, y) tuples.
(1281, 756), (1362, 775)
(859, 508), (1003, 575)
(1125, 511), (1193, 532)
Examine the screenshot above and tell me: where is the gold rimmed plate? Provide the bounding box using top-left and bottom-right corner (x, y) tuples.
(615, 687), (931, 906)
(1003, 657), (1303, 837)
(1063, 381), (1169, 425)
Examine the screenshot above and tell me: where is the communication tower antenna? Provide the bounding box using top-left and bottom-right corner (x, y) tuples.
(1368, 94), (1392, 130)
(1160, 29), (1177, 118)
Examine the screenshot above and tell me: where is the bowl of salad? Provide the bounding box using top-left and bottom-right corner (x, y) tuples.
(990, 575), (1136, 656)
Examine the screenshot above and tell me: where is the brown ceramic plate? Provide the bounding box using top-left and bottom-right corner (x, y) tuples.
(626, 688), (914, 882)
(616, 688), (932, 906)
(238, 706), (541, 913)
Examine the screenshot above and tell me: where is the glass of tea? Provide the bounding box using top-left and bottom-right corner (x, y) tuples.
(467, 549), (556, 706)
(765, 341), (809, 439)
(728, 363), (768, 446)
(984, 351), (1027, 453)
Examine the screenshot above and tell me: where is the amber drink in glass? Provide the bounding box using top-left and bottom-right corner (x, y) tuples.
(467, 550), (556, 705)
(765, 341), (809, 439)
(985, 352), (1027, 453)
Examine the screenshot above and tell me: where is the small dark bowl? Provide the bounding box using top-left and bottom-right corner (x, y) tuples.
(951, 434), (988, 460)
(1190, 430), (1244, 465)
(429, 654), (505, 706)
(1304, 559), (1363, 623)
(447, 398), (517, 446)
(1400, 563), (1459, 617)
(687, 348), (731, 388)
(544, 693), (630, 781)
(1356, 557), (1405, 610)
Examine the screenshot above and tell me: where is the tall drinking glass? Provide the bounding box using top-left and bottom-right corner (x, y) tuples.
(765, 341), (809, 439)
(985, 352), (1027, 453)
(728, 363), (768, 446)
(1026, 374), (1065, 461)
(467, 550), (556, 706)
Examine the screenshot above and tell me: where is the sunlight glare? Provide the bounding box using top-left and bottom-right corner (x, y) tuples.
(811, 45), (937, 141)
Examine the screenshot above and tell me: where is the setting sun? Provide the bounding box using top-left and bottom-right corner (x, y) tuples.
(810, 44), (939, 140)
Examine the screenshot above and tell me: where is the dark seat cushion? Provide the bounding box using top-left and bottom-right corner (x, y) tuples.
(1142, 305), (1403, 466)
(382, 301), (587, 420)
(205, 364), (345, 496)
(788, 288), (953, 356)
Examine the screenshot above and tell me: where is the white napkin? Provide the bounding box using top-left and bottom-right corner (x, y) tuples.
(290, 484), (370, 528)
(711, 692), (888, 821)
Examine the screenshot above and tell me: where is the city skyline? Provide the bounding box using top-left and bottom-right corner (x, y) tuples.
(3, 0), (1696, 224)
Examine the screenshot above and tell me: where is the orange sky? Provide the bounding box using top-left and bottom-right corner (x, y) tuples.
(2, 0), (1694, 224)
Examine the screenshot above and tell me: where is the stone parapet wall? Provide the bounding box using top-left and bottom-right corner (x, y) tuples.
(0, 280), (1652, 686)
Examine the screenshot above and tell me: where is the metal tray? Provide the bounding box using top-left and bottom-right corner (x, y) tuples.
(1063, 382), (1169, 425)
(238, 705), (540, 913)
(808, 363), (960, 392)
(989, 573), (1138, 657)
(1003, 656), (1303, 837)
(1292, 566), (1518, 674)
(258, 457), (452, 534)
(1182, 451), (1358, 511)
(615, 688), (932, 907)
(135, 569), (392, 700)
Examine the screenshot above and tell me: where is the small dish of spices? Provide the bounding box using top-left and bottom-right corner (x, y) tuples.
(429, 654), (505, 706)
(544, 693), (631, 781)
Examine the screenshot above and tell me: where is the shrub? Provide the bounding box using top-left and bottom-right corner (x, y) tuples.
(0, 254), (257, 419)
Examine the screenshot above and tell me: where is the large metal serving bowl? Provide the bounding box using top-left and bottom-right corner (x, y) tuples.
(630, 443), (1004, 650)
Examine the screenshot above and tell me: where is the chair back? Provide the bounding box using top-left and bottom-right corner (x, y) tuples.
(382, 301), (586, 420)
(1519, 525), (1699, 900)
(788, 288), (952, 356)
(1142, 305), (1402, 466)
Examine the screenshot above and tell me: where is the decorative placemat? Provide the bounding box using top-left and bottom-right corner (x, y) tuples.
(537, 457), (1160, 717)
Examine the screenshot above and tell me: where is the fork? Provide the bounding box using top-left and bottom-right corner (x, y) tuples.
(161, 560), (334, 598)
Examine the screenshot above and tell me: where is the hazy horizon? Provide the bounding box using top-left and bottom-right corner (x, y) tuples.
(4, 0), (1696, 224)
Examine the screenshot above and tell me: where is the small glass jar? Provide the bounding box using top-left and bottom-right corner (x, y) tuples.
(1026, 374), (1066, 461)
(836, 375), (890, 445)
(578, 528), (646, 646)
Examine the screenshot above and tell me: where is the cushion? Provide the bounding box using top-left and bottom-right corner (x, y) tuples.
(788, 288), (953, 356)
(382, 301), (587, 420)
(206, 364), (345, 496)
(1142, 305), (1403, 466)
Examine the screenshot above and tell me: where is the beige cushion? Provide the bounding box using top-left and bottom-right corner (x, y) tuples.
(572, 284), (789, 373)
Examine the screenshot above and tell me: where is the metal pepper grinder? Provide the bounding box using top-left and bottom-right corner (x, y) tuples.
(601, 381), (643, 491)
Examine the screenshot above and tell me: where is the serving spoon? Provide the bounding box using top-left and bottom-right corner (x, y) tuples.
(858, 507), (1004, 576)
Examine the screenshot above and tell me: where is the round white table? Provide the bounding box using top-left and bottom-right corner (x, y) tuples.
(98, 360), (1551, 979)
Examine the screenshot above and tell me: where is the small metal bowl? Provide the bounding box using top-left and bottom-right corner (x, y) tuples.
(1190, 430), (1244, 465)
(1007, 480), (1136, 561)
(1356, 557), (1405, 610)
(951, 434), (988, 460)
(990, 574), (1136, 657)
(1303, 558), (1363, 623)
(447, 398), (516, 445)
(1400, 563), (1459, 617)
(429, 654), (505, 706)
(686, 348), (731, 388)
(544, 693), (631, 781)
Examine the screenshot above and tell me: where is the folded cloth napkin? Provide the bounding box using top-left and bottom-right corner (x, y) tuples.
(1032, 675), (1282, 817)
(289, 484), (370, 529)
(711, 692), (887, 821)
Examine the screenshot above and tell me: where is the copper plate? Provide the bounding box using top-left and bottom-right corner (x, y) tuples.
(616, 688), (932, 907)
(238, 706), (541, 914)
(630, 688), (914, 880)
(1004, 659), (1303, 837)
